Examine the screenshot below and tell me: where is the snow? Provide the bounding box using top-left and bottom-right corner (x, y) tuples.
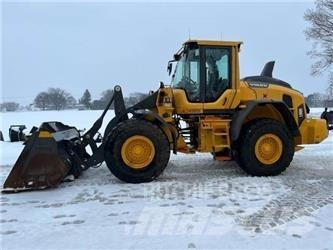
(0, 109), (333, 250)
(307, 107), (326, 118)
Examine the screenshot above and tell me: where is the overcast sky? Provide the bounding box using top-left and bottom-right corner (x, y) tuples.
(1, 1), (329, 105)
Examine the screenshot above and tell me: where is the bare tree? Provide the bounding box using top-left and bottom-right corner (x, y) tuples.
(99, 89), (114, 109)
(33, 88), (76, 110)
(124, 92), (148, 107)
(66, 95), (77, 108)
(306, 92), (326, 107)
(48, 88), (76, 110)
(34, 92), (49, 110)
(304, 0), (333, 76)
(327, 73), (333, 98)
(100, 89), (114, 102)
(0, 102), (20, 112)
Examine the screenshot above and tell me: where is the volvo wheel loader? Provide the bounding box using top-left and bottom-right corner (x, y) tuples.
(3, 40), (329, 192)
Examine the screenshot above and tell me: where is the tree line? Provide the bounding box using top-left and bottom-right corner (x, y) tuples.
(305, 91), (333, 107)
(1, 87), (332, 112)
(76, 89), (148, 110)
(0, 88), (149, 112)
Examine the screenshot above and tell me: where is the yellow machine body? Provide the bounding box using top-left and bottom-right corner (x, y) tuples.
(153, 40), (328, 155)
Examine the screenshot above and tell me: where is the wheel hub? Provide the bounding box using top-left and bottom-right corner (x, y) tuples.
(255, 133), (283, 165)
(121, 135), (155, 169)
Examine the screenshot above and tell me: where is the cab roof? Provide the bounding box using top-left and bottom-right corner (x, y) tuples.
(184, 39), (243, 47)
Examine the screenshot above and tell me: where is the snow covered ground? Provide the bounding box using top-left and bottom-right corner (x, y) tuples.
(0, 109), (332, 250)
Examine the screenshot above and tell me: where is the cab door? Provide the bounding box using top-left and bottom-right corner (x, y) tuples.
(172, 47), (204, 114)
(202, 46), (237, 112)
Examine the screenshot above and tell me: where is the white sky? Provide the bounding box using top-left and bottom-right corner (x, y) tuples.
(1, 1), (330, 105)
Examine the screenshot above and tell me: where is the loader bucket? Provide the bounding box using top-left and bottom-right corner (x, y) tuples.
(3, 122), (82, 192)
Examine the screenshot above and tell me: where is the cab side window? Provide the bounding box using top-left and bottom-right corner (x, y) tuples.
(171, 49), (200, 102)
(185, 49), (200, 102)
(205, 48), (231, 102)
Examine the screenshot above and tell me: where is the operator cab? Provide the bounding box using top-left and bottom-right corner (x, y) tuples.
(169, 40), (241, 105)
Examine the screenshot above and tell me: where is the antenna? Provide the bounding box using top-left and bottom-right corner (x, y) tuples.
(188, 28), (191, 40)
(220, 32), (223, 40)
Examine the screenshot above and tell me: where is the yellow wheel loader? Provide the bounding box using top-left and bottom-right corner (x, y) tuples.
(3, 40), (329, 192)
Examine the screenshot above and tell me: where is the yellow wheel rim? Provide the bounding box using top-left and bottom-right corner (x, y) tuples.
(255, 133), (283, 165)
(121, 135), (155, 169)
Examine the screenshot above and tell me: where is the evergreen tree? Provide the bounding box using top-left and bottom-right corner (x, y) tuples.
(79, 89), (92, 109)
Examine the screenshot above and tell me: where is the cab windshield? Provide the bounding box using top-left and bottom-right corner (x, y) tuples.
(171, 48), (200, 102)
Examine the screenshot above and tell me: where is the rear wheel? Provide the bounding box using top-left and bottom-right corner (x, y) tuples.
(237, 119), (294, 176)
(104, 119), (170, 183)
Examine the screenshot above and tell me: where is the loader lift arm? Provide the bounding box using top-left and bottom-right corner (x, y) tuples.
(81, 85), (128, 151)
(83, 85), (177, 168)
(81, 85), (128, 168)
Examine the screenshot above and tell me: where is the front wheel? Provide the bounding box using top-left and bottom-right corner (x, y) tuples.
(237, 119), (294, 176)
(104, 119), (170, 183)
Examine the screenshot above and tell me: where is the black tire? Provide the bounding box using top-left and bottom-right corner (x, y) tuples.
(232, 121), (252, 170)
(237, 119), (294, 176)
(104, 119), (170, 183)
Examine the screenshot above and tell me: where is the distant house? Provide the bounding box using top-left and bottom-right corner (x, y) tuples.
(75, 104), (87, 110)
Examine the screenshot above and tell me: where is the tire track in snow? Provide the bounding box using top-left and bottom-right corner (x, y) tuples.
(238, 169), (333, 232)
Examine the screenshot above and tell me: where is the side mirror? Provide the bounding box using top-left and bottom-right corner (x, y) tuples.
(173, 54), (181, 61)
(167, 62), (173, 76)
